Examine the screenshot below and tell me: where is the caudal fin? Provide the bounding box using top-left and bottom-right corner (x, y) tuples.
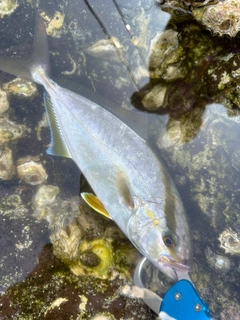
(0, 15), (50, 84)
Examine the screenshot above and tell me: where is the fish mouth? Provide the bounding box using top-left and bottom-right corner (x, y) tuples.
(157, 254), (191, 280)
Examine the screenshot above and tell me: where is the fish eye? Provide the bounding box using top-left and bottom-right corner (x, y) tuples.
(163, 234), (175, 247)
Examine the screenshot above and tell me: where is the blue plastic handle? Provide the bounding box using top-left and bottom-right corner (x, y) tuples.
(160, 279), (211, 319)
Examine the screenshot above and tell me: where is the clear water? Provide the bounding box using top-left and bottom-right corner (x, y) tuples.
(0, 0), (240, 319)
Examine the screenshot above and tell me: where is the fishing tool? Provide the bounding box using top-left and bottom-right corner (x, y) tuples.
(133, 257), (211, 320)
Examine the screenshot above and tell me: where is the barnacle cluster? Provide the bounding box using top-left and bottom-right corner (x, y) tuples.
(33, 187), (137, 279)
(192, 0), (240, 37)
(159, 0), (240, 37)
(0, 76), (49, 184)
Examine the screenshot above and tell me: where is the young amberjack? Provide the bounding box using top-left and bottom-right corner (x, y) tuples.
(0, 16), (192, 280)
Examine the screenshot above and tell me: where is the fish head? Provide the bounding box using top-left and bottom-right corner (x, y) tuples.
(152, 227), (192, 281)
(128, 200), (192, 281)
(155, 218), (192, 280)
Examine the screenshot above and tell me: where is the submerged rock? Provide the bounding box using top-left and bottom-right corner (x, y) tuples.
(159, 0), (240, 37)
(149, 29), (186, 81)
(35, 193), (138, 279)
(192, 0), (240, 37)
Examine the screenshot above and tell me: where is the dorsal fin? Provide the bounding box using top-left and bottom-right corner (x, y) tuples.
(44, 91), (71, 158)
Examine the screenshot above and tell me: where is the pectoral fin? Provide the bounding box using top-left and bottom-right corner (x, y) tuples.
(81, 192), (112, 219)
(116, 173), (135, 209)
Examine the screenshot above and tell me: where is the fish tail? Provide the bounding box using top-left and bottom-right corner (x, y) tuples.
(0, 15), (50, 84)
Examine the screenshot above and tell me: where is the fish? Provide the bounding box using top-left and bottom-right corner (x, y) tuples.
(0, 16), (192, 280)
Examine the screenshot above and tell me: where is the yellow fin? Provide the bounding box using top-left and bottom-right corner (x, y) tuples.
(81, 192), (112, 219)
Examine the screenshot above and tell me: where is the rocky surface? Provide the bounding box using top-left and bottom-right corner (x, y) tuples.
(1, 0), (240, 319)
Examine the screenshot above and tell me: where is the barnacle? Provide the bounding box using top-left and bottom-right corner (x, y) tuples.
(0, 0), (18, 18)
(0, 118), (25, 144)
(16, 156), (48, 186)
(192, 0), (240, 37)
(218, 228), (240, 255)
(32, 184), (60, 219)
(40, 11), (65, 37)
(2, 78), (37, 97)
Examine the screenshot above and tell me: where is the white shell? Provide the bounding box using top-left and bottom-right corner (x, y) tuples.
(218, 228), (240, 255)
(16, 156), (48, 186)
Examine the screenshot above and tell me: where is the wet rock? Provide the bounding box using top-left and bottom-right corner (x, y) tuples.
(149, 29), (186, 81)
(0, 243), (153, 319)
(157, 106), (204, 147)
(158, 0), (240, 38)
(141, 84), (167, 110)
(205, 246), (231, 272)
(0, 194), (28, 219)
(79, 250), (101, 268)
(47, 196), (115, 279)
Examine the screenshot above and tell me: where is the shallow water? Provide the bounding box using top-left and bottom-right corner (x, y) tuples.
(0, 0), (240, 319)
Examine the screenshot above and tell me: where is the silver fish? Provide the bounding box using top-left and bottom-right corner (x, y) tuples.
(0, 16), (192, 280)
